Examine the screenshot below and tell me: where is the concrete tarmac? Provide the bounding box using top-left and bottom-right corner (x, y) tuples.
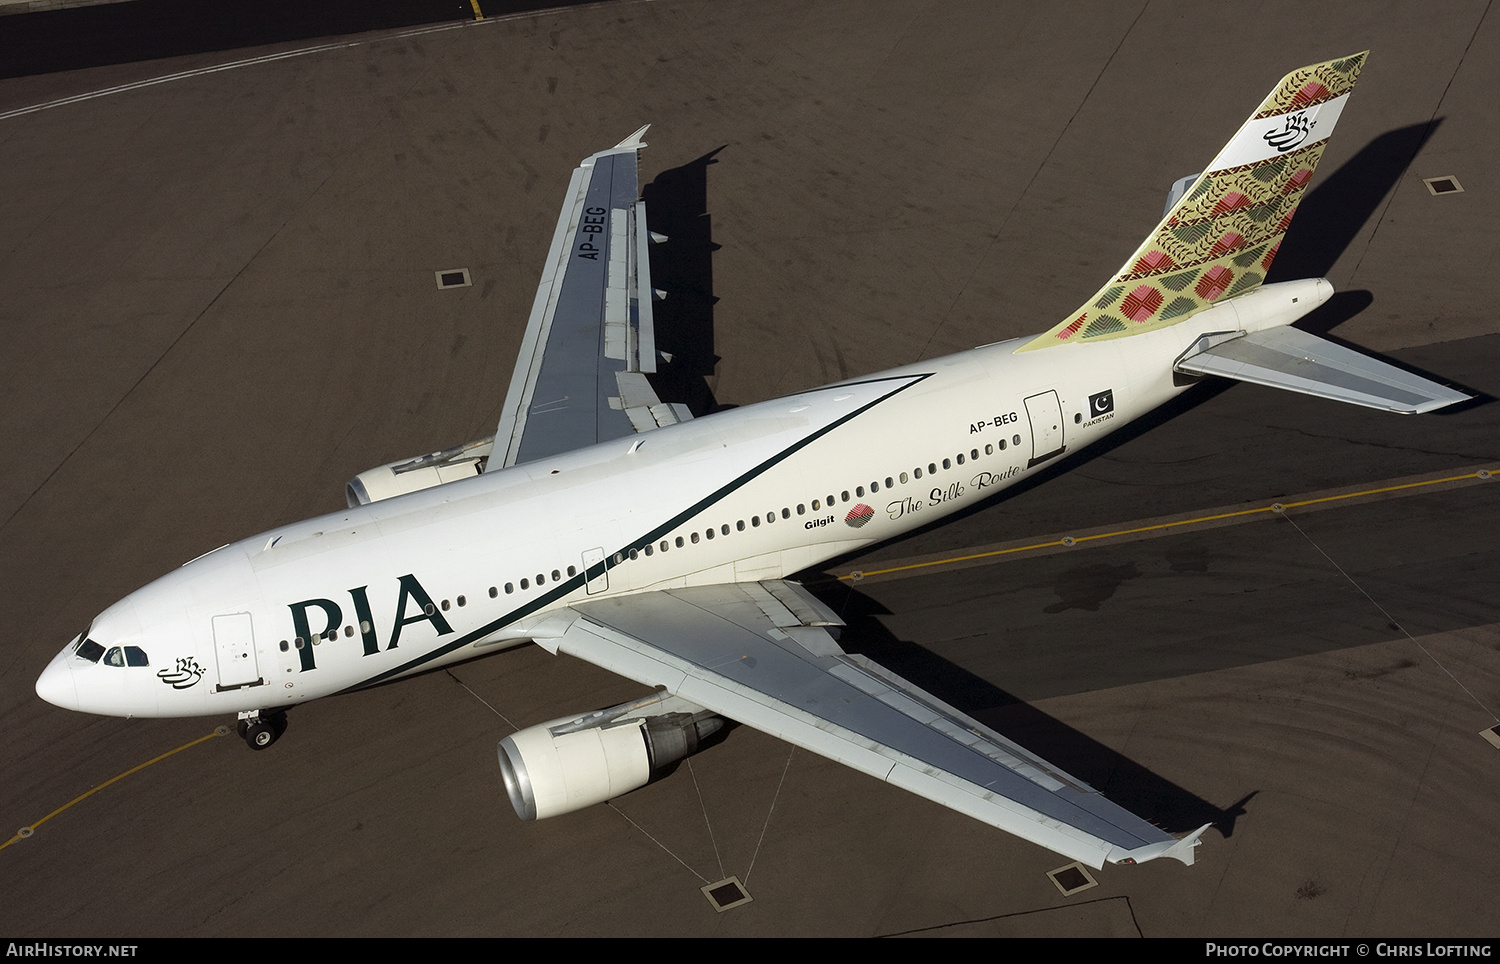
(1, 0), (1497, 937)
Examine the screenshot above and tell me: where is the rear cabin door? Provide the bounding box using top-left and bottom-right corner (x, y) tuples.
(1024, 390), (1066, 467)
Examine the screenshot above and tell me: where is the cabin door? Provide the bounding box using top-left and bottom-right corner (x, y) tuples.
(583, 547), (609, 594)
(211, 612), (262, 690)
(1024, 390), (1066, 467)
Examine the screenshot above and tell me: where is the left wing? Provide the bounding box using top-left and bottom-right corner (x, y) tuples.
(532, 581), (1207, 869)
(491, 126), (689, 470)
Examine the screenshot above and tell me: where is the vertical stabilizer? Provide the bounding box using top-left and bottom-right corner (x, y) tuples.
(1021, 53), (1367, 351)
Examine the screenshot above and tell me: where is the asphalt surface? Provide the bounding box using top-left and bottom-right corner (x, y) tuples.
(1, 0), (1497, 938)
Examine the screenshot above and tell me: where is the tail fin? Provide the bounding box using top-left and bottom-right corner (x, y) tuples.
(1021, 52), (1368, 351)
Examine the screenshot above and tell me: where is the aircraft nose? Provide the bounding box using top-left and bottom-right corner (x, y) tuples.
(36, 652), (79, 711)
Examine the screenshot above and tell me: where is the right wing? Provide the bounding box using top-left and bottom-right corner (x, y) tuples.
(532, 581), (1207, 869)
(491, 126), (690, 470)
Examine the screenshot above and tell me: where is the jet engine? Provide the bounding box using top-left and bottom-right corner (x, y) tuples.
(498, 701), (724, 820)
(345, 436), (494, 507)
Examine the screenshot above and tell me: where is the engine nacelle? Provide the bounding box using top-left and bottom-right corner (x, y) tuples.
(498, 708), (723, 820)
(345, 436), (495, 506)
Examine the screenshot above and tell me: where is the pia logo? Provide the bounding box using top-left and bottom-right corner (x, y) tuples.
(845, 504), (874, 528)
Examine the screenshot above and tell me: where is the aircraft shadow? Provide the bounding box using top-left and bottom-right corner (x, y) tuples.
(642, 149), (728, 418)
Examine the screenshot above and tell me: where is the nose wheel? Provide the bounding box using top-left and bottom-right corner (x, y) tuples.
(235, 710), (286, 750)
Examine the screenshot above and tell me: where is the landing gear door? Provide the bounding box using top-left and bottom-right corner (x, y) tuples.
(212, 612), (262, 690)
(1024, 390), (1066, 467)
(583, 547), (608, 595)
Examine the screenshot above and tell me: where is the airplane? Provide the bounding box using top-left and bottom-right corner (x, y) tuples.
(36, 51), (1469, 872)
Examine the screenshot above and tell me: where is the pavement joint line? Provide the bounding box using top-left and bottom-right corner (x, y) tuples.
(1, 729), (225, 851)
(833, 465), (1500, 584)
(0, 2), (632, 121)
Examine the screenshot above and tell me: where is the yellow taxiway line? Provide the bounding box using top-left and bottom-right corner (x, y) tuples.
(835, 465), (1497, 584)
(2, 729), (225, 851)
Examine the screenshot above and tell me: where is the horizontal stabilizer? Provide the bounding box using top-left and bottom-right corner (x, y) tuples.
(1175, 326), (1469, 414)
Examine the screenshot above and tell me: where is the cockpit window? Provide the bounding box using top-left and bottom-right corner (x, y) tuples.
(102, 645), (150, 667)
(75, 637), (104, 663)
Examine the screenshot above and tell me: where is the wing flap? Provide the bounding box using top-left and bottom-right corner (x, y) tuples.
(550, 582), (1198, 868)
(1176, 326), (1470, 413)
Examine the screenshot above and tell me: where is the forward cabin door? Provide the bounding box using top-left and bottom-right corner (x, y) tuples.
(212, 612), (262, 690)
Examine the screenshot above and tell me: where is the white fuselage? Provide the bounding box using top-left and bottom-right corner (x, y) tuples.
(36, 281), (1328, 720)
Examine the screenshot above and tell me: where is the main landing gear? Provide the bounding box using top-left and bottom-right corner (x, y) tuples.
(236, 710), (287, 750)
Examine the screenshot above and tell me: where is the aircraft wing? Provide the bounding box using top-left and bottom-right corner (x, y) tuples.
(533, 580), (1207, 869)
(491, 126), (689, 469)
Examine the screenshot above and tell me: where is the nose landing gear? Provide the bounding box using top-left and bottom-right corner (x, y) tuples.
(235, 710), (287, 750)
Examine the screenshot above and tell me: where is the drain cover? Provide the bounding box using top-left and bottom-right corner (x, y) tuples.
(702, 876), (753, 912)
